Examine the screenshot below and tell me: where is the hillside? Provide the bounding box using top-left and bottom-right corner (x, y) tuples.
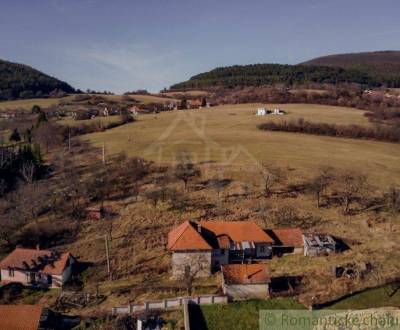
(171, 52), (400, 90)
(0, 58), (75, 101)
(301, 51), (400, 77)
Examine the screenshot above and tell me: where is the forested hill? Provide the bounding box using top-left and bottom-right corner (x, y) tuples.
(0, 59), (75, 101)
(170, 58), (400, 90)
(301, 51), (400, 78)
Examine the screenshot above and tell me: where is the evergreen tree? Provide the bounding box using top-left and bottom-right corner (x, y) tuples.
(31, 105), (41, 114)
(36, 111), (47, 127)
(9, 128), (21, 142)
(180, 98), (188, 110)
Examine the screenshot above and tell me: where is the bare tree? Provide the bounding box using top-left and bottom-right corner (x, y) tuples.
(333, 171), (369, 215)
(260, 165), (285, 197)
(181, 254), (210, 296)
(33, 122), (63, 153)
(307, 167), (333, 208)
(385, 185), (400, 215)
(174, 152), (201, 191)
(143, 188), (164, 207)
(20, 160), (36, 184)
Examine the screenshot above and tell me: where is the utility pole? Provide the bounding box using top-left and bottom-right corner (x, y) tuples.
(105, 234), (111, 281)
(102, 142), (106, 165)
(68, 129), (71, 152)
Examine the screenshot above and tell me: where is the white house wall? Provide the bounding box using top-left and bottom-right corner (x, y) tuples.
(223, 283), (269, 300)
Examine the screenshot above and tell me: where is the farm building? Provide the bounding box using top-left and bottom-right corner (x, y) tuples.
(167, 221), (274, 278)
(221, 264), (270, 300)
(272, 108), (286, 115)
(303, 233), (337, 256)
(256, 108), (268, 116)
(256, 107), (286, 116)
(267, 228), (304, 255)
(0, 247), (76, 288)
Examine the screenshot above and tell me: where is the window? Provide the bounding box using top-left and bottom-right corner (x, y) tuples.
(8, 268), (14, 277)
(260, 246), (266, 253)
(221, 249), (225, 255)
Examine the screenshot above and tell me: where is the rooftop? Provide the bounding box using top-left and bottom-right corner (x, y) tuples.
(167, 221), (212, 251)
(0, 305), (43, 330)
(221, 264), (270, 285)
(268, 228), (304, 248)
(167, 221), (273, 251)
(0, 248), (72, 275)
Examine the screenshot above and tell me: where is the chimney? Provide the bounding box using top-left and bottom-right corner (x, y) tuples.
(36, 244), (40, 251)
(197, 223), (202, 234)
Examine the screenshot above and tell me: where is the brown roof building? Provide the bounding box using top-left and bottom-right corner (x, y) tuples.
(0, 305), (45, 330)
(0, 248), (76, 288)
(221, 264), (270, 285)
(221, 264), (271, 300)
(167, 221), (274, 278)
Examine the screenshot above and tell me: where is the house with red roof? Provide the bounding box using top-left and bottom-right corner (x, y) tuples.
(0, 305), (52, 330)
(267, 228), (304, 255)
(0, 247), (76, 288)
(167, 221), (274, 278)
(221, 264), (270, 300)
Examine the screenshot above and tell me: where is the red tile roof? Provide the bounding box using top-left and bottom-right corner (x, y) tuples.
(270, 228), (304, 248)
(0, 248), (72, 275)
(221, 264), (270, 284)
(200, 221), (273, 243)
(167, 221), (212, 251)
(0, 305), (43, 330)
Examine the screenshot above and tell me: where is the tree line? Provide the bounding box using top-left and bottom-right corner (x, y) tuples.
(258, 118), (400, 143)
(170, 63), (400, 90)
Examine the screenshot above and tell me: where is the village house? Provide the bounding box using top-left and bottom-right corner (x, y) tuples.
(0, 247), (76, 288)
(167, 221), (274, 278)
(129, 105), (140, 115)
(267, 228), (304, 256)
(221, 264), (270, 300)
(303, 233), (337, 256)
(0, 305), (52, 330)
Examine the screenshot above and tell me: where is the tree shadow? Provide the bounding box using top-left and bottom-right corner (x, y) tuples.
(188, 303), (209, 330)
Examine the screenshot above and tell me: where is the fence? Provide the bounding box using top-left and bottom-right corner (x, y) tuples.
(112, 294), (228, 314)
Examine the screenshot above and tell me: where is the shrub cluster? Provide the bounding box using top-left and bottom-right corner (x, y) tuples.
(258, 118), (400, 143)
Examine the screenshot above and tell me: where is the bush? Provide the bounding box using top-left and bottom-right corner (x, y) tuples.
(258, 119), (400, 143)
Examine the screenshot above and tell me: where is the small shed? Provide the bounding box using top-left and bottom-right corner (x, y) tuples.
(272, 108), (286, 115)
(256, 108), (268, 116)
(303, 233), (336, 256)
(85, 206), (107, 220)
(221, 264), (270, 300)
(267, 228), (304, 256)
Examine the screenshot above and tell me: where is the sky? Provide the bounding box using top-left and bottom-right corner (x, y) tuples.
(0, 0), (399, 93)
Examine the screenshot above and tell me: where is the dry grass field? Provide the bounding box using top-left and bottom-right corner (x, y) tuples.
(90, 93), (178, 104)
(0, 95), (75, 111)
(0, 93), (178, 112)
(82, 103), (399, 186)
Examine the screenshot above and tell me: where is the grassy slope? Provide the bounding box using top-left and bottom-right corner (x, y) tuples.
(200, 299), (305, 330)
(82, 103), (400, 186)
(325, 285), (400, 310)
(0, 93), (178, 112)
(0, 96), (75, 111)
(199, 286), (400, 330)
